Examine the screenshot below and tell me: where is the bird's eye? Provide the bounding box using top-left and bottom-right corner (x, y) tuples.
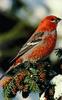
(51, 18), (55, 21)
(51, 18), (55, 22)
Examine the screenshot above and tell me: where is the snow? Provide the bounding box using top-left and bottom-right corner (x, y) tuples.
(0, 89), (39, 100)
(40, 92), (46, 100)
(40, 74), (62, 100)
(13, 92), (39, 100)
(51, 74), (62, 100)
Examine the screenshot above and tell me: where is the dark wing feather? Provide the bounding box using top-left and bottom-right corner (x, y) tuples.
(10, 32), (44, 64)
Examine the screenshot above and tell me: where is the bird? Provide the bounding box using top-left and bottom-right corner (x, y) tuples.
(0, 15), (61, 87)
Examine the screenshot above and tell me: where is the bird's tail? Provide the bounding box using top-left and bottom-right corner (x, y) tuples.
(0, 57), (23, 87)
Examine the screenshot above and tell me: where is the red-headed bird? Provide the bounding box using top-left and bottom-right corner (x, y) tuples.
(0, 15), (61, 86)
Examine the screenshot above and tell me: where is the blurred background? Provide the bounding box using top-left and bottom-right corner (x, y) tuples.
(0, 0), (62, 73)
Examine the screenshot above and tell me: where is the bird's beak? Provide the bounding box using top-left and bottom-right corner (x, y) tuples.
(55, 17), (62, 23)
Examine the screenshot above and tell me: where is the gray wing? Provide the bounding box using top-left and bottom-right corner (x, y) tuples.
(10, 32), (44, 63)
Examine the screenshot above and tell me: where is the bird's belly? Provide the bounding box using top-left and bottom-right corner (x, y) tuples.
(22, 34), (57, 63)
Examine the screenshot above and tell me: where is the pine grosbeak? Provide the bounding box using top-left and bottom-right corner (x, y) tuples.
(0, 15), (61, 86)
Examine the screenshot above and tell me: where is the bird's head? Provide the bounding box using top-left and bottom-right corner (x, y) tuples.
(36, 15), (61, 32)
(44, 15), (61, 24)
